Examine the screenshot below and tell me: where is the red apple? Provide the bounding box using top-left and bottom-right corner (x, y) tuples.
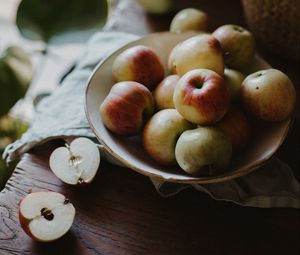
(19, 191), (75, 242)
(212, 24), (255, 69)
(168, 34), (224, 76)
(240, 69), (296, 122)
(173, 69), (230, 125)
(112, 45), (165, 90)
(217, 106), (250, 153)
(143, 109), (193, 165)
(137, 0), (173, 14)
(153, 74), (180, 110)
(100, 81), (154, 136)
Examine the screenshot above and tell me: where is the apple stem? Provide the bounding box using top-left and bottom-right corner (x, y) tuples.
(233, 26), (244, 33)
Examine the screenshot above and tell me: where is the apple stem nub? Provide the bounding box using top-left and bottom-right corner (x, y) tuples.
(233, 26), (244, 33)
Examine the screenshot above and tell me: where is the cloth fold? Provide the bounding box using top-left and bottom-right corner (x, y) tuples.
(4, 32), (300, 208)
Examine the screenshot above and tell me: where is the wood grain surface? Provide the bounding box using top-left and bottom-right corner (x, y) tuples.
(1, 0), (299, 254)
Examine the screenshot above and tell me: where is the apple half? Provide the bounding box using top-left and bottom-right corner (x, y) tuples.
(49, 137), (100, 185)
(19, 191), (75, 242)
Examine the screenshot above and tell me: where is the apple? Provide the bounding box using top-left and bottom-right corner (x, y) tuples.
(170, 8), (209, 33)
(112, 45), (164, 90)
(137, 0), (173, 14)
(173, 69), (230, 125)
(217, 106), (250, 153)
(212, 24), (255, 69)
(100, 81), (154, 136)
(167, 41), (183, 74)
(175, 126), (232, 176)
(240, 69), (296, 122)
(49, 137), (100, 185)
(143, 109), (193, 166)
(153, 74), (179, 110)
(224, 68), (245, 101)
(168, 34), (224, 76)
(19, 191), (75, 242)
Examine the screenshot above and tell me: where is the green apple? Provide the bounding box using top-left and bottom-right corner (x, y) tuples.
(137, 0), (173, 14)
(240, 69), (296, 122)
(170, 8), (209, 33)
(168, 34), (224, 76)
(175, 126), (232, 176)
(212, 24), (255, 69)
(224, 68), (245, 101)
(143, 109), (193, 166)
(0, 46), (34, 117)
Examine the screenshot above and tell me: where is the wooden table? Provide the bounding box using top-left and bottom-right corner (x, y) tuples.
(1, 1), (299, 254)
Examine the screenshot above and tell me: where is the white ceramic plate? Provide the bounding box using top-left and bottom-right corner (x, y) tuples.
(85, 32), (291, 184)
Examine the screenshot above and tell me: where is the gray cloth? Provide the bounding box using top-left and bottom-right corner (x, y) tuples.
(4, 32), (300, 208)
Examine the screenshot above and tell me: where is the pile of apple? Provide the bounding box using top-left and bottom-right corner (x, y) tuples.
(100, 10), (296, 177)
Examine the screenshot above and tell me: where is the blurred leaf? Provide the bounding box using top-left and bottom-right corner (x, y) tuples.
(0, 46), (33, 117)
(0, 116), (29, 189)
(0, 157), (18, 190)
(16, 0), (108, 42)
(0, 115), (29, 138)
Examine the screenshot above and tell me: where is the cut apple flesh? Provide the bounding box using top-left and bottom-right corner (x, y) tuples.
(49, 137), (100, 185)
(19, 192), (75, 242)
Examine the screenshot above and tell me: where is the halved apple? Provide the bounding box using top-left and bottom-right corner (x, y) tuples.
(19, 191), (75, 242)
(49, 137), (100, 185)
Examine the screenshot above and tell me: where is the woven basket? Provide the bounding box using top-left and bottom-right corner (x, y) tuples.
(242, 0), (300, 61)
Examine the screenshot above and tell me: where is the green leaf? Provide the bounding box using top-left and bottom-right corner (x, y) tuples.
(0, 116), (28, 190)
(0, 46), (33, 117)
(16, 0), (108, 42)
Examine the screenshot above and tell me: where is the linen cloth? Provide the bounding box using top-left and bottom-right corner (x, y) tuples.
(4, 32), (300, 208)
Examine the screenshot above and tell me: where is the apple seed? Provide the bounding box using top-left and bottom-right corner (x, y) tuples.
(40, 208), (54, 221)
